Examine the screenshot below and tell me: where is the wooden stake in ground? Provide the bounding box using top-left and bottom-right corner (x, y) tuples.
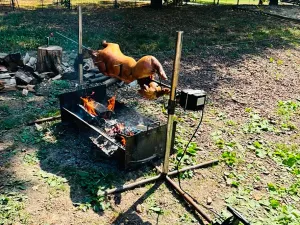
(78, 6), (83, 84)
(36, 45), (63, 74)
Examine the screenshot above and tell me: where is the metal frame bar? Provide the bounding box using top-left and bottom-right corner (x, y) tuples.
(104, 159), (218, 196)
(162, 31), (183, 174)
(165, 175), (212, 222)
(105, 175), (161, 195)
(156, 159), (219, 176)
(62, 107), (126, 150)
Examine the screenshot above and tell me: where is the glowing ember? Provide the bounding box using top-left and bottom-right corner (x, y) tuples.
(107, 95), (116, 111)
(80, 96), (98, 116)
(104, 122), (136, 147)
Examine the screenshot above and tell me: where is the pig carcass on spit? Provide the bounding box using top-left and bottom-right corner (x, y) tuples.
(89, 41), (170, 100)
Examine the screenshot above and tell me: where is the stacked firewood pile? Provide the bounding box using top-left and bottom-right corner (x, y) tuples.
(0, 50), (121, 95)
(0, 52), (69, 94)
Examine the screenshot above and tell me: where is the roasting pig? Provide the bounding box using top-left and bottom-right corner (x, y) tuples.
(89, 41), (170, 100)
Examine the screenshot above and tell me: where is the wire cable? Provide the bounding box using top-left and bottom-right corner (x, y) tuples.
(175, 100), (225, 221)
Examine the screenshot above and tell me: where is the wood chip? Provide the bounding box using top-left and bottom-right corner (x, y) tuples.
(22, 89), (29, 96)
(207, 197), (212, 205)
(136, 204), (143, 213)
(17, 85), (35, 92)
(0, 65), (8, 72)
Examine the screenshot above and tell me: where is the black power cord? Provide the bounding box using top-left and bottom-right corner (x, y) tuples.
(175, 99), (225, 222)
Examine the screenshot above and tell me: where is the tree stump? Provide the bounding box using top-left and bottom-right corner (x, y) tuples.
(37, 46), (63, 74)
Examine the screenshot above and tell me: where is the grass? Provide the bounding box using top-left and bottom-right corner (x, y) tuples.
(243, 113), (274, 134)
(0, 80), (70, 131)
(0, 6), (300, 58)
(0, 104), (9, 114)
(195, 0), (261, 4)
(271, 143), (300, 174)
(0, 192), (29, 225)
(38, 171), (68, 191)
(277, 100), (300, 119)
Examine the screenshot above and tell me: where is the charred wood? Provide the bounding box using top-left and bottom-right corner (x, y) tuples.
(103, 77), (119, 87)
(89, 76), (110, 83)
(83, 72), (96, 80)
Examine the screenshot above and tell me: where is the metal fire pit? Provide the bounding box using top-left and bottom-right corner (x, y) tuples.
(59, 85), (170, 169)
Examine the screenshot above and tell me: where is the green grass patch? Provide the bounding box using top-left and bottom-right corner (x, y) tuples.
(0, 117), (21, 130)
(243, 113), (273, 134)
(0, 104), (10, 114)
(15, 127), (43, 145)
(277, 100), (300, 119)
(271, 143), (300, 174)
(0, 192), (29, 225)
(222, 151), (238, 166)
(1, 6), (300, 57)
(247, 140), (268, 158)
(38, 171), (68, 192)
(23, 152), (40, 165)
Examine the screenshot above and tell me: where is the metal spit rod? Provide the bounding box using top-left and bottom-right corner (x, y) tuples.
(56, 32), (90, 50)
(62, 107), (125, 151)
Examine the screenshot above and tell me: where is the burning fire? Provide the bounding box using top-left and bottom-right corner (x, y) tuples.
(107, 95), (116, 111)
(80, 96), (98, 116)
(105, 122), (135, 147)
(120, 136), (126, 146)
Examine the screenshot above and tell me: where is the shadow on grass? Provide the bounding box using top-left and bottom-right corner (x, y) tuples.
(110, 179), (206, 225)
(33, 121), (161, 215)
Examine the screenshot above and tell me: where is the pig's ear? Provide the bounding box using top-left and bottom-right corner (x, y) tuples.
(102, 40), (108, 47)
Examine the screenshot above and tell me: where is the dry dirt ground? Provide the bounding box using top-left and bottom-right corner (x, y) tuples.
(1, 5), (300, 225)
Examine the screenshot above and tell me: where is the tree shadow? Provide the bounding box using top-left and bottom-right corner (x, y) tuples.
(110, 181), (163, 225)
(108, 176), (207, 225)
(35, 121), (162, 215)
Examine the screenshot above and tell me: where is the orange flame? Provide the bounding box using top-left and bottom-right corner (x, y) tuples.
(116, 123), (125, 131)
(107, 95), (116, 111)
(120, 136), (126, 146)
(80, 96), (98, 116)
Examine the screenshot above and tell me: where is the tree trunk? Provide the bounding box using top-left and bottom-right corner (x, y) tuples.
(37, 46), (63, 74)
(269, 0), (278, 5)
(151, 0), (162, 8)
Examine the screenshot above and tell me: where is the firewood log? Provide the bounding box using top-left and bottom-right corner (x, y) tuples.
(37, 46), (63, 74)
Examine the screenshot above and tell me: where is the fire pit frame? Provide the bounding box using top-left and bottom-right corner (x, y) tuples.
(58, 84), (171, 170)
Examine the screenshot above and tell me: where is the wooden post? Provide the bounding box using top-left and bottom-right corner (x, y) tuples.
(78, 6), (83, 84)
